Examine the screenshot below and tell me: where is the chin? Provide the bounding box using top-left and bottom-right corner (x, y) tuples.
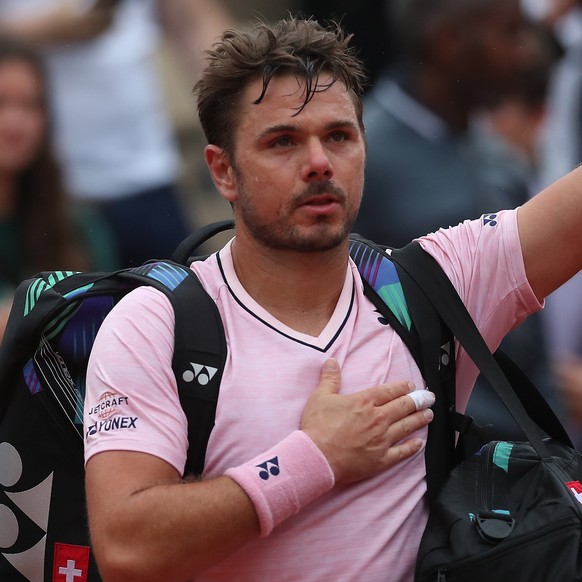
(287, 223), (349, 252)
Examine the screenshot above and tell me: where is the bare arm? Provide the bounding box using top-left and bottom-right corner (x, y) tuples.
(0, 0), (120, 45)
(155, 0), (234, 78)
(85, 453), (258, 581)
(85, 360), (433, 581)
(518, 165), (582, 301)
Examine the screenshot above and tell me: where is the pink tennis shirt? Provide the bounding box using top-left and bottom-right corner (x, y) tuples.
(84, 209), (541, 581)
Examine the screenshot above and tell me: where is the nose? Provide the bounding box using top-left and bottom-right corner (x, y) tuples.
(302, 139), (333, 182)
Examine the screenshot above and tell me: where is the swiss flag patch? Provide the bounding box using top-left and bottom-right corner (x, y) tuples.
(53, 543), (90, 582)
(566, 481), (582, 505)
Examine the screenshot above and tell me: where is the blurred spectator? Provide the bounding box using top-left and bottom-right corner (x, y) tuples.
(523, 0), (582, 446)
(355, 0), (535, 245)
(353, 0), (563, 443)
(298, 0), (394, 87)
(528, 0), (582, 187)
(0, 0), (233, 266)
(479, 17), (560, 194)
(0, 35), (117, 343)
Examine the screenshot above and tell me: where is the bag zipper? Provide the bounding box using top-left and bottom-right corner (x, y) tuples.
(426, 515), (577, 581)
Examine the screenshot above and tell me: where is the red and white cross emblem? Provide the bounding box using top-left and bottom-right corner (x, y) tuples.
(53, 543), (90, 582)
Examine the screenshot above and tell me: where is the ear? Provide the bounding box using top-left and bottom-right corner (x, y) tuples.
(205, 145), (238, 203)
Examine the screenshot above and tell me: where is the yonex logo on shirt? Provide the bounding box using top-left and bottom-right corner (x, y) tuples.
(182, 363), (218, 386)
(482, 213), (498, 227)
(256, 457), (280, 480)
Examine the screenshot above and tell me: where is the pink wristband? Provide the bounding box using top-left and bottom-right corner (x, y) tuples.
(225, 430), (335, 536)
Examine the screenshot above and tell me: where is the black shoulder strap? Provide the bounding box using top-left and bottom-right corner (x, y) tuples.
(172, 219), (235, 265)
(167, 268), (226, 476)
(349, 234), (456, 505)
(390, 241), (572, 453)
(167, 220), (235, 476)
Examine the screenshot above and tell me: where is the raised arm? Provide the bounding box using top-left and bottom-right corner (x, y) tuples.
(0, 0), (119, 44)
(85, 361), (433, 581)
(155, 0), (234, 79)
(518, 165), (582, 301)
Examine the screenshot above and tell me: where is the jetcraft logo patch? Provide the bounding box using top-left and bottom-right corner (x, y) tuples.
(87, 391), (129, 420)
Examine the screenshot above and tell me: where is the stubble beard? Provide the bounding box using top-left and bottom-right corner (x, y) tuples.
(235, 175), (359, 253)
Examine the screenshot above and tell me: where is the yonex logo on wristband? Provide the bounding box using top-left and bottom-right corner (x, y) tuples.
(256, 457), (280, 480)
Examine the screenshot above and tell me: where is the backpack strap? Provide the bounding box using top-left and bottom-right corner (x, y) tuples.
(169, 220), (237, 475)
(172, 219), (235, 265)
(349, 234), (456, 505)
(391, 241), (572, 450)
(160, 266), (227, 476)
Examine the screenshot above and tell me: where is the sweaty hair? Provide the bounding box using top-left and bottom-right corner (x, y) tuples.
(194, 16), (367, 156)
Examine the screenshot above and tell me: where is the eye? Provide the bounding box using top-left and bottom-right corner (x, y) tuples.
(271, 135), (294, 148)
(328, 131), (348, 143)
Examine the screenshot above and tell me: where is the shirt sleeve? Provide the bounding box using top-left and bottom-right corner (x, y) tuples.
(84, 286), (189, 474)
(416, 209), (543, 412)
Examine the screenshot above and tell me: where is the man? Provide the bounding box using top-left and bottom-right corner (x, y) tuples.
(84, 17), (582, 581)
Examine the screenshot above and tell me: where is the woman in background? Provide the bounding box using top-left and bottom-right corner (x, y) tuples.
(0, 35), (118, 342)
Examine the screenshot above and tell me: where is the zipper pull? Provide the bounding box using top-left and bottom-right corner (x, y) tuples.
(437, 569), (447, 582)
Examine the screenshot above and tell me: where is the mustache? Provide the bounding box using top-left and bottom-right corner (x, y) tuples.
(294, 181), (347, 205)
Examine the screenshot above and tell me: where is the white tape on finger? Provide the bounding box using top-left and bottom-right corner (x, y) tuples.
(409, 390), (436, 411)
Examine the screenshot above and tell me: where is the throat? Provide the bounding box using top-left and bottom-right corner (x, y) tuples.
(265, 303), (334, 337)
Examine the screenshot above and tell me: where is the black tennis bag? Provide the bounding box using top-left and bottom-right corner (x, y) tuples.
(392, 244), (582, 582)
(416, 437), (582, 581)
(0, 223), (229, 582)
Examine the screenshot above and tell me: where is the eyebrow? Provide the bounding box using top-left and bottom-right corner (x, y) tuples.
(257, 119), (360, 141)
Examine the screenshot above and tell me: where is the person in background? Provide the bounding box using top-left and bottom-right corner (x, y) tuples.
(480, 17), (560, 194)
(353, 0), (563, 442)
(0, 35), (118, 343)
(523, 0), (582, 446)
(0, 0), (233, 266)
(297, 0), (394, 88)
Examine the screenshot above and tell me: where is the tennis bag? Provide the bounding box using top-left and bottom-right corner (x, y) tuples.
(392, 243), (582, 582)
(0, 223), (229, 582)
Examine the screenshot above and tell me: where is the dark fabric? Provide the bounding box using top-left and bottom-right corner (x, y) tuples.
(415, 440), (582, 581)
(97, 183), (192, 267)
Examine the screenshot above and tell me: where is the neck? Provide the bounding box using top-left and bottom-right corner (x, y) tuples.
(230, 233), (349, 337)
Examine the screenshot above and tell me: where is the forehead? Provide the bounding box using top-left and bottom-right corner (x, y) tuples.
(236, 74), (360, 135)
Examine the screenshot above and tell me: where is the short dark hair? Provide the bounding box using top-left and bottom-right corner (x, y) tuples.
(194, 16), (367, 156)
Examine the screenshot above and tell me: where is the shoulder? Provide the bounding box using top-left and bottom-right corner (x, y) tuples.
(91, 286), (175, 361)
(416, 209), (541, 314)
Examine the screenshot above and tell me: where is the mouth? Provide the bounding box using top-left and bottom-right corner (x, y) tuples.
(298, 195), (342, 216)
(300, 194), (341, 207)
